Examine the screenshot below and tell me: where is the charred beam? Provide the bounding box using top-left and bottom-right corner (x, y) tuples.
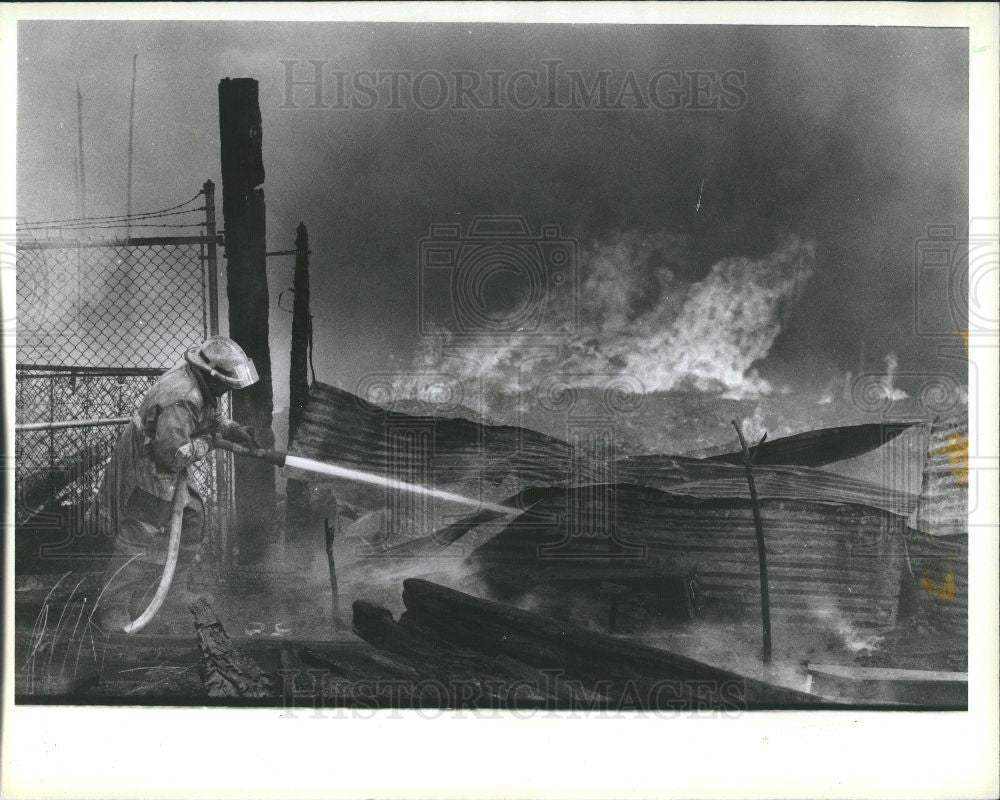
(286, 221), (311, 528)
(218, 77), (275, 564)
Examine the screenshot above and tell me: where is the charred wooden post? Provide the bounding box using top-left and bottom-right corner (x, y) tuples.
(732, 420), (772, 665)
(190, 596), (270, 697)
(286, 222), (311, 530)
(219, 78), (275, 564)
(324, 510), (340, 619)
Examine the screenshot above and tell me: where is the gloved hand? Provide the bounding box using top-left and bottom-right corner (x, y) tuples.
(225, 424), (258, 449)
(173, 437), (211, 470)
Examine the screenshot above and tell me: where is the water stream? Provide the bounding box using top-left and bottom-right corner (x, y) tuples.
(283, 454), (513, 515)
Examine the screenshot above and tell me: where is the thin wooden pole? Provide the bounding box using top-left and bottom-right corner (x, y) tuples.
(732, 420), (772, 665)
(288, 222), (310, 439)
(286, 222), (311, 529)
(73, 148), (81, 219)
(126, 54), (137, 236)
(324, 506), (340, 620)
(76, 82), (87, 218)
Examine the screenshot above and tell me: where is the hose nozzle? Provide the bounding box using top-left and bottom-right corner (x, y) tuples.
(212, 436), (287, 467)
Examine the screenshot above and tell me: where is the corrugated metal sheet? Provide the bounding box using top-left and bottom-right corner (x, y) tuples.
(289, 382), (919, 525)
(466, 485), (907, 634)
(615, 456), (918, 516)
(911, 412), (968, 537)
(903, 528), (967, 634)
(289, 382), (949, 637)
(287, 382), (601, 532)
(902, 410), (968, 633)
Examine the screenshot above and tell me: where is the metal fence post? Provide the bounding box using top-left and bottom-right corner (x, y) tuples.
(47, 379), (56, 506)
(203, 178), (233, 575)
(203, 179), (219, 337)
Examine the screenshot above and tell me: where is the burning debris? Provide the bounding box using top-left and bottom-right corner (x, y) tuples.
(278, 382), (966, 703)
(14, 367), (968, 709)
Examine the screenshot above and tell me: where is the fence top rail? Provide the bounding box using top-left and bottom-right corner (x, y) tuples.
(16, 364), (166, 376)
(16, 417), (130, 432)
(15, 234), (224, 250)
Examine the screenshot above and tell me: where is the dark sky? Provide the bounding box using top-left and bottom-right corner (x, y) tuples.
(17, 22), (968, 408)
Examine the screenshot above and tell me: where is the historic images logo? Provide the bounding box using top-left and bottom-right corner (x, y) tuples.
(280, 60), (747, 112)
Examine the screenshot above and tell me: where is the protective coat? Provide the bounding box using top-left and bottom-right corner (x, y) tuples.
(97, 361), (238, 564)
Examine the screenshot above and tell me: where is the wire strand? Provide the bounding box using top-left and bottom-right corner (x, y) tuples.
(21, 221), (206, 234)
(19, 206), (206, 231)
(16, 190), (203, 228)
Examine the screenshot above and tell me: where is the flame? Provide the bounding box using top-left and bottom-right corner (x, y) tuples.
(920, 560), (956, 602)
(408, 232), (815, 405)
(930, 434), (969, 487)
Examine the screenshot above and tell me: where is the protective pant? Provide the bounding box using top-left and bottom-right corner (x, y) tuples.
(97, 486), (205, 631)
(112, 485), (205, 565)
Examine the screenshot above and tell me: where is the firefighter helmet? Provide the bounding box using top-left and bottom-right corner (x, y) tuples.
(185, 336), (259, 389)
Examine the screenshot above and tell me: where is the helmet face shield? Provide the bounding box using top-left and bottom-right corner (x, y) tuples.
(228, 358), (259, 389)
(185, 336), (260, 389)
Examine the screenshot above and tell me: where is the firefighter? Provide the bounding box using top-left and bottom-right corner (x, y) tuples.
(95, 335), (259, 632)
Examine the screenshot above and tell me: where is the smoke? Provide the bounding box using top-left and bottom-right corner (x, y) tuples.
(809, 603), (884, 655)
(881, 352), (910, 402)
(406, 232), (815, 408)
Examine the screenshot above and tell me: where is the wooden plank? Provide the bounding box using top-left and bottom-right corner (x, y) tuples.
(806, 663), (967, 683)
(804, 660), (967, 706)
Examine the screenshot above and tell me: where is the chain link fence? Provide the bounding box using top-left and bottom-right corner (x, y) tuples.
(16, 241), (209, 368)
(14, 184), (233, 572)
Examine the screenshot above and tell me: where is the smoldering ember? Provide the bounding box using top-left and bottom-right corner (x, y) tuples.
(12, 21), (973, 712)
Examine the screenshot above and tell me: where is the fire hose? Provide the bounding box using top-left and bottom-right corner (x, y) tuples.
(122, 436), (508, 632)
(21, 417), (510, 633)
(121, 470), (189, 634)
(122, 438), (286, 634)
